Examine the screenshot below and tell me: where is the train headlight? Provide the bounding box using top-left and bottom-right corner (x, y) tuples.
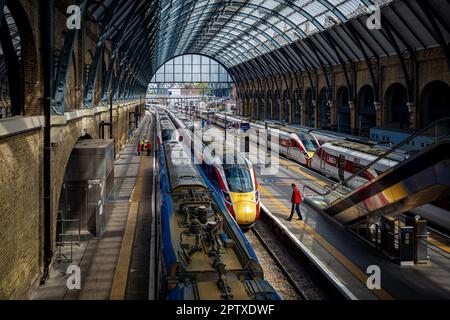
(245, 206), (252, 214)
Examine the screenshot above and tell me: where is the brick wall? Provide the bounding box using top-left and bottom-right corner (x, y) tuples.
(0, 101), (142, 299)
(239, 47), (450, 131)
(0, 129), (42, 299)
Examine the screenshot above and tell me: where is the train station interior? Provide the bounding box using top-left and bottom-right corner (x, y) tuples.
(0, 0), (450, 303)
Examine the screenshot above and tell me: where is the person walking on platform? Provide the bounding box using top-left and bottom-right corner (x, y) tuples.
(146, 140), (152, 156)
(288, 184), (303, 221)
(137, 141), (142, 156)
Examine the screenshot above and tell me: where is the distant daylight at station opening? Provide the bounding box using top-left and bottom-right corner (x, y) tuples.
(1, 0), (450, 310)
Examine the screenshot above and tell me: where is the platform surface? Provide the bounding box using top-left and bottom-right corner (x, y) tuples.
(256, 158), (450, 300)
(31, 117), (155, 300)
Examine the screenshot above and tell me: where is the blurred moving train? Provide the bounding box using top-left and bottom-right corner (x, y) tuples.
(154, 109), (280, 300)
(167, 108), (260, 229)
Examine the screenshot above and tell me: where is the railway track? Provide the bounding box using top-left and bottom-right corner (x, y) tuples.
(245, 218), (330, 300)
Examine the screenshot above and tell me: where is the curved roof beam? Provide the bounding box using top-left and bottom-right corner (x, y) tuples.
(157, 9), (294, 66)
(155, 0), (363, 65)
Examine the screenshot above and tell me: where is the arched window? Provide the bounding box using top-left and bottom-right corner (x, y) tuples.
(385, 83), (409, 129)
(0, 5), (22, 118)
(148, 54), (234, 109)
(420, 81), (450, 127)
(336, 86), (351, 134)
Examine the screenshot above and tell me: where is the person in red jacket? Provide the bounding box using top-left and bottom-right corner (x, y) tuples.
(137, 141), (142, 156)
(288, 184), (303, 221)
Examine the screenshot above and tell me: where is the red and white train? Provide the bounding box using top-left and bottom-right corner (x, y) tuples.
(310, 140), (401, 189)
(206, 113), (320, 166)
(201, 111), (407, 189)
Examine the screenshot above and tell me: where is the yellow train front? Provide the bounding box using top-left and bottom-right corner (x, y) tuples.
(208, 162), (260, 230)
(157, 123), (279, 300)
(169, 109), (261, 229)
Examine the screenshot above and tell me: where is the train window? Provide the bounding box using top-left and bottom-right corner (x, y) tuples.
(223, 166), (254, 193)
(297, 132), (319, 152)
(161, 129), (174, 142)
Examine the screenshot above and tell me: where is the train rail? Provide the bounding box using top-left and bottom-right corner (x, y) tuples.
(248, 205), (356, 300)
(247, 220), (326, 300)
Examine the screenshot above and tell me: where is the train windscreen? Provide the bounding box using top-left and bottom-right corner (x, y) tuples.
(161, 129), (175, 142)
(223, 166), (254, 193)
(297, 132), (319, 152)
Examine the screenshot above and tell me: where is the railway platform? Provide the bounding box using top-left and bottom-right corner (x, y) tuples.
(30, 116), (156, 300)
(256, 161), (450, 300)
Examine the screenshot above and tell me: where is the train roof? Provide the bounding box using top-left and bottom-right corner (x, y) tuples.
(160, 119), (176, 129)
(163, 141), (207, 191)
(323, 140), (404, 163)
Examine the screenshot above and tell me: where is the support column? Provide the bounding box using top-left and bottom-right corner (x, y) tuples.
(374, 101), (382, 127)
(301, 100), (306, 126)
(407, 102), (417, 130)
(297, 101), (302, 125)
(329, 100), (336, 131)
(349, 101), (357, 136)
(312, 100), (317, 128)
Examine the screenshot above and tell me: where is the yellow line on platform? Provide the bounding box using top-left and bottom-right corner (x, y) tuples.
(428, 237), (450, 254)
(110, 154), (147, 300)
(278, 158), (328, 188)
(259, 185), (394, 300)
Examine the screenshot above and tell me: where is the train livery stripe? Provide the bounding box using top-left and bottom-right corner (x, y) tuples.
(259, 185), (394, 300)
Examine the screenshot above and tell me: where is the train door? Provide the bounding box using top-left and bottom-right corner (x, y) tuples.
(320, 149), (326, 172)
(279, 135), (289, 156)
(287, 139), (293, 158)
(245, 136), (250, 153)
(338, 155), (346, 181)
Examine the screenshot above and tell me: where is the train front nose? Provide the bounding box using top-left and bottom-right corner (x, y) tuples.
(233, 200), (257, 227)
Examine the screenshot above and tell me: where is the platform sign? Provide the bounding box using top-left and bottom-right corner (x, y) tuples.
(240, 122), (251, 132)
(201, 120), (211, 128)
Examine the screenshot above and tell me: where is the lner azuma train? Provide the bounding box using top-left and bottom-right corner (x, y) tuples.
(157, 122), (279, 300)
(169, 109), (260, 229)
(201, 112), (407, 188)
(311, 140), (402, 189)
(203, 112), (320, 166)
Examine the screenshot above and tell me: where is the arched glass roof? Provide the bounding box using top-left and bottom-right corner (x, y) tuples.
(87, 0), (448, 89)
(155, 0), (394, 67)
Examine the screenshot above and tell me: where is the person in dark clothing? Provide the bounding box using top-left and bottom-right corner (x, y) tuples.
(288, 184), (303, 221)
